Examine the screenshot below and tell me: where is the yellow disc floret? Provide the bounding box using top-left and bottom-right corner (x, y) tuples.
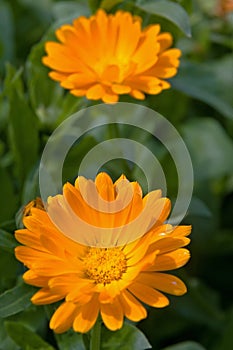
(83, 247), (127, 285)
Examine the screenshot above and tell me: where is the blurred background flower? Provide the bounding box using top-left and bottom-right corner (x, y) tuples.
(42, 9), (181, 103)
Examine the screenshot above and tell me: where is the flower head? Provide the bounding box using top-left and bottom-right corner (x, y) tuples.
(15, 173), (191, 333)
(216, 0), (233, 15)
(42, 10), (181, 103)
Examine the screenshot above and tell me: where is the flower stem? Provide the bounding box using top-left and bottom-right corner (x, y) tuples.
(90, 317), (101, 350)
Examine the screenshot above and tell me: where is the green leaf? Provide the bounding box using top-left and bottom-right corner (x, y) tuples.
(26, 40), (63, 126)
(4, 64), (39, 185)
(101, 323), (151, 349)
(55, 330), (85, 350)
(182, 118), (233, 181)
(0, 1), (14, 72)
(26, 34), (82, 126)
(52, 1), (90, 20)
(3, 64), (23, 97)
(215, 308), (233, 350)
(21, 163), (40, 204)
(173, 57), (233, 120)
(174, 278), (224, 330)
(0, 229), (18, 253)
(162, 341), (206, 350)
(136, 0), (191, 37)
(0, 251), (18, 294)
(0, 166), (17, 222)
(0, 319), (19, 350)
(5, 322), (55, 350)
(0, 284), (36, 318)
(100, 0), (124, 11)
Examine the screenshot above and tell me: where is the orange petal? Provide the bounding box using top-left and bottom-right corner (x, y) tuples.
(111, 84), (131, 94)
(157, 32), (173, 52)
(23, 270), (49, 287)
(119, 290), (147, 321)
(31, 288), (63, 305)
(136, 272), (187, 296)
(95, 172), (115, 201)
(73, 295), (99, 333)
(130, 89), (145, 100)
(149, 237), (190, 255)
(100, 297), (124, 331)
(86, 84), (105, 100)
(128, 282), (169, 308)
(50, 301), (80, 333)
(148, 248), (191, 271)
(15, 229), (44, 250)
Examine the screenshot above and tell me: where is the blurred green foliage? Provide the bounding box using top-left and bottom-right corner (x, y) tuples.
(0, 0), (233, 349)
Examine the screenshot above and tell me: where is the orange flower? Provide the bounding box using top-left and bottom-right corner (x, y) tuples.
(42, 10), (181, 103)
(15, 173), (191, 333)
(216, 0), (233, 15)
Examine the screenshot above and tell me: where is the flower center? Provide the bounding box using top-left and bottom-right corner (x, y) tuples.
(83, 247), (127, 285)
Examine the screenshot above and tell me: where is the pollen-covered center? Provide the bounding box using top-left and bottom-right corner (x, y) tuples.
(83, 247), (127, 284)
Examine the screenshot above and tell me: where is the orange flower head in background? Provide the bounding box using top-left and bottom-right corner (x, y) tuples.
(42, 10), (181, 103)
(15, 173), (191, 333)
(216, 0), (233, 16)
(23, 197), (44, 218)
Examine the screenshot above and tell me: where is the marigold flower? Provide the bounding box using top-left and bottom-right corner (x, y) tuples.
(42, 10), (181, 103)
(216, 0), (233, 15)
(15, 173), (191, 333)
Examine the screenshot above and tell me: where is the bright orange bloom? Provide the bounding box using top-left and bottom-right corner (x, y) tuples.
(216, 0), (233, 15)
(42, 10), (181, 103)
(15, 173), (191, 333)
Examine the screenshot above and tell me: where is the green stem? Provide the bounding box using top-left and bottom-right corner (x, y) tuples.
(90, 318), (101, 350)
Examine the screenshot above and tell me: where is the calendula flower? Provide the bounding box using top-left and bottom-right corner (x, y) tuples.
(15, 173), (191, 333)
(216, 0), (233, 15)
(42, 10), (181, 103)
